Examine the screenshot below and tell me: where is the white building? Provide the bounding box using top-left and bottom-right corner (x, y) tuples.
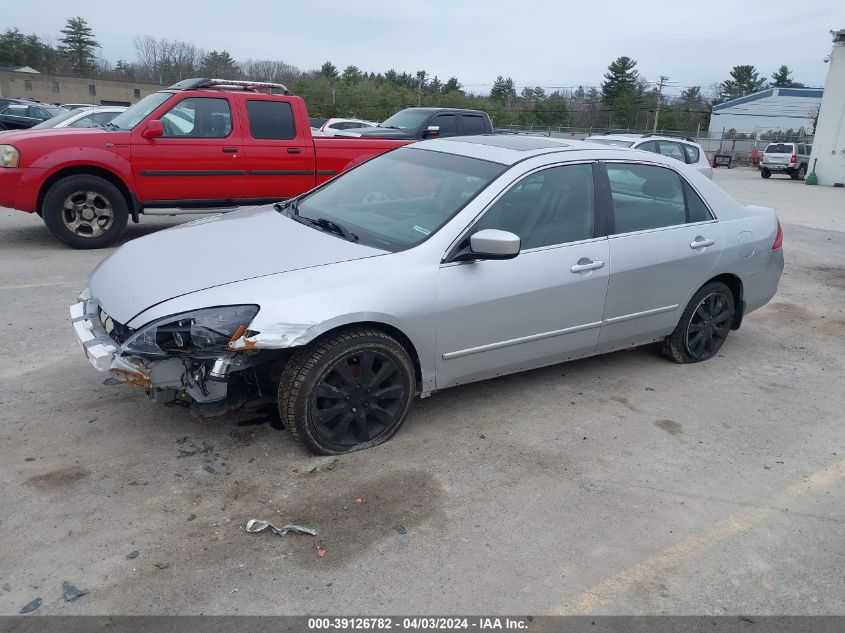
(708, 87), (822, 137)
(810, 29), (845, 186)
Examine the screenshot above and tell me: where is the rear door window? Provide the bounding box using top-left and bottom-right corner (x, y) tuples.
(657, 141), (685, 163)
(246, 100), (295, 139)
(461, 114), (488, 135)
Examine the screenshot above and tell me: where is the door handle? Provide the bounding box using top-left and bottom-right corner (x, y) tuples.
(570, 258), (605, 273)
(690, 236), (715, 249)
(287, 147), (302, 154)
(222, 147), (238, 153)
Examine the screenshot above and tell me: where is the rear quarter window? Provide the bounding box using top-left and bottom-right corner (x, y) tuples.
(461, 115), (488, 135)
(247, 100), (295, 140)
(682, 144), (700, 164)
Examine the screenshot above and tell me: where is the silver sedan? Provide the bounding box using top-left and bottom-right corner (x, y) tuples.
(70, 136), (783, 454)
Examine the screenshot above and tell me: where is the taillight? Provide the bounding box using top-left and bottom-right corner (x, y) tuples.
(790, 154), (797, 164)
(706, 154), (712, 167)
(772, 219), (783, 250)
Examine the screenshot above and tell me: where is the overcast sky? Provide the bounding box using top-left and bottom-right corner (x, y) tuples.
(4, 0), (844, 95)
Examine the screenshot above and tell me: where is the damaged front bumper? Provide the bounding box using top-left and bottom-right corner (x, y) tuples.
(69, 294), (257, 408)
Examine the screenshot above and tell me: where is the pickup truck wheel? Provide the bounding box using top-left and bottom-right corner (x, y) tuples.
(793, 165), (807, 180)
(42, 175), (128, 249)
(278, 328), (415, 455)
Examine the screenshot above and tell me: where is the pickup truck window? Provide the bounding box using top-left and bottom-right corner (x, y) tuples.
(161, 97), (231, 138)
(246, 100), (295, 140)
(109, 92), (172, 130)
(379, 110), (430, 130)
(431, 114), (458, 136)
(461, 115), (487, 135)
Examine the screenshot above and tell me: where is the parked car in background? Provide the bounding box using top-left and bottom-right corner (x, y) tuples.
(759, 142), (812, 180)
(585, 133), (713, 179)
(309, 116), (327, 129)
(61, 103), (98, 110)
(31, 106), (127, 130)
(0, 102), (67, 130)
(70, 136), (782, 454)
(338, 107), (493, 140)
(319, 118), (378, 136)
(0, 78), (412, 249)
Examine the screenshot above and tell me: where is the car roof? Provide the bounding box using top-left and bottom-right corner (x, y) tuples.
(411, 134), (642, 165)
(398, 107), (486, 115)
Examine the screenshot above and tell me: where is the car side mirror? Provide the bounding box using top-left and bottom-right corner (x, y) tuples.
(425, 125), (440, 138)
(142, 119), (164, 139)
(451, 229), (520, 262)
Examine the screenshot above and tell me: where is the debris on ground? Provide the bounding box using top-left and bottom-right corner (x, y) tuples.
(245, 519), (316, 537)
(175, 436), (189, 445)
(202, 464), (217, 474)
(317, 546), (327, 558)
(479, 434), (486, 439)
(126, 550), (140, 559)
(2, 583), (11, 592)
(645, 387), (656, 392)
(154, 563), (169, 570)
(88, 417), (98, 423)
(396, 526), (407, 535)
(62, 581), (89, 602)
(327, 458), (339, 470)
(187, 513), (197, 522)
(19, 598), (42, 614)
(177, 441), (213, 459)
(355, 498), (364, 504)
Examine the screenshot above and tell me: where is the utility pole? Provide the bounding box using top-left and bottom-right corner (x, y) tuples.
(653, 75), (669, 133)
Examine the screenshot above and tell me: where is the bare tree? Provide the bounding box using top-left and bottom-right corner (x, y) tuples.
(133, 35), (203, 84)
(239, 58), (300, 84)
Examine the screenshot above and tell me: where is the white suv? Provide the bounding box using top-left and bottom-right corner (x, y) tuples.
(585, 133), (713, 179)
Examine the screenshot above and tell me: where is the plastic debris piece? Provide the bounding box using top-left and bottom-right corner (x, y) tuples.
(355, 498), (364, 504)
(327, 459), (339, 470)
(127, 550), (139, 559)
(187, 513), (197, 522)
(62, 581), (89, 602)
(155, 563), (169, 570)
(245, 519), (316, 537)
(396, 526), (407, 535)
(20, 598), (42, 614)
(203, 464), (217, 474)
(317, 546), (327, 558)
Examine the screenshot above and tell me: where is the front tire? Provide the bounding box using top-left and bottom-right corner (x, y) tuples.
(661, 282), (735, 364)
(761, 168), (771, 179)
(278, 327), (416, 455)
(42, 175), (129, 249)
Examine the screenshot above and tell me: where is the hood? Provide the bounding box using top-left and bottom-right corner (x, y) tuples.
(89, 206), (387, 325)
(337, 127), (417, 139)
(0, 126), (116, 144)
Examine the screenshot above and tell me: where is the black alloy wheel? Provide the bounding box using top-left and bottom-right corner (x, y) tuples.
(311, 351), (405, 447)
(661, 281), (735, 364)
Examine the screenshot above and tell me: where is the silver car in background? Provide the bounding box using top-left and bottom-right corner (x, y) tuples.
(585, 133), (714, 179)
(31, 106), (127, 130)
(70, 136), (783, 454)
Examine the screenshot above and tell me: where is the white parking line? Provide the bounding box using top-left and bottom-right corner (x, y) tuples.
(0, 281), (76, 290)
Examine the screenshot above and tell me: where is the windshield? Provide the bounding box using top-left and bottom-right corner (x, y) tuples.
(108, 92), (172, 130)
(587, 138), (635, 147)
(294, 147), (504, 251)
(379, 110), (431, 130)
(31, 108), (81, 129)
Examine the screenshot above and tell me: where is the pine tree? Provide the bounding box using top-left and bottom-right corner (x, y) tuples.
(770, 65), (804, 88)
(601, 57), (641, 127)
(58, 17), (99, 73)
(490, 76), (516, 104)
(719, 65), (766, 101)
(320, 61), (338, 79)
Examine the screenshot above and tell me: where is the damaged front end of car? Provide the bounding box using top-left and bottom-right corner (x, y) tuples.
(69, 290), (288, 417)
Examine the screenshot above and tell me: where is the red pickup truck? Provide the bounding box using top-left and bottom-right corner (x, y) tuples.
(0, 79), (409, 248)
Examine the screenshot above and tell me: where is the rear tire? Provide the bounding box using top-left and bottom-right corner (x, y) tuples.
(278, 327), (416, 455)
(42, 175), (128, 249)
(794, 165), (807, 180)
(761, 168), (771, 179)
(661, 282), (735, 364)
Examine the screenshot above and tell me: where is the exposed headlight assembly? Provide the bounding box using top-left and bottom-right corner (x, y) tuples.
(123, 305), (259, 357)
(0, 145), (20, 168)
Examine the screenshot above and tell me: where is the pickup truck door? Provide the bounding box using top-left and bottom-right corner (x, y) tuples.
(131, 95), (245, 205)
(239, 96), (314, 201)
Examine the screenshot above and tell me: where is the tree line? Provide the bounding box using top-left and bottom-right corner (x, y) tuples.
(0, 18), (813, 134)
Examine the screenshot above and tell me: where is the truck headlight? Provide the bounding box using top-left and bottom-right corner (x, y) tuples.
(123, 305), (259, 357)
(0, 145), (20, 168)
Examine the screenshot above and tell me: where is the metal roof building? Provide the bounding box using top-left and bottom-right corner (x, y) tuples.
(708, 87), (823, 136)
